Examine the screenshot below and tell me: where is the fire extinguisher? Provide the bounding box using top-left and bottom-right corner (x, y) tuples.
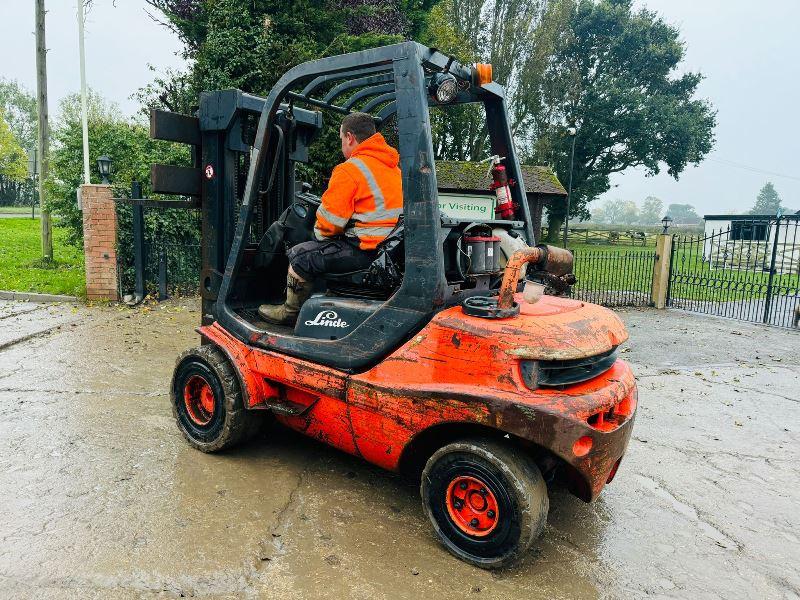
(486, 155), (515, 220)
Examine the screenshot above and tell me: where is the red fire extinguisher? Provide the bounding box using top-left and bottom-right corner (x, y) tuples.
(486, 155), (515, 219)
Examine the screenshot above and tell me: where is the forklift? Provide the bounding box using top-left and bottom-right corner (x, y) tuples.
(151, 42), (637, 568)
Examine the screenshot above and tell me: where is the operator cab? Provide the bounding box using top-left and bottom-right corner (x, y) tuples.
(154, 43), (538, 370)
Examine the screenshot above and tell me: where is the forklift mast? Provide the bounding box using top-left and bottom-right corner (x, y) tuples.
(151, 90), (323, 324)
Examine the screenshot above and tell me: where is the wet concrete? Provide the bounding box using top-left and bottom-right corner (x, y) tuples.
(0, 299), (798, 599)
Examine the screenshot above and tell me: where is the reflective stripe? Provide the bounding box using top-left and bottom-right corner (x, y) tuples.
(351, 225), (395, 238)
(313, 227), (326, 241)
(317, 204), (349, 228)
(348, 157), (403, 222)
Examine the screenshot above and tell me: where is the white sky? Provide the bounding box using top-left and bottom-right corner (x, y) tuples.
(1, 0), (798, 215)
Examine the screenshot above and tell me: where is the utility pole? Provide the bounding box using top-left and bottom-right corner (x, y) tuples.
(35, 0), (53, 260)
(78, 0), (90, 184)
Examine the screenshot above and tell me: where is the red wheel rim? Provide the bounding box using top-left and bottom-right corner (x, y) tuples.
(183, 375), (216, 426)
(445, 475), (500, 537)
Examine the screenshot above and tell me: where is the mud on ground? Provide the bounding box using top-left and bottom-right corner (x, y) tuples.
(0, 299), (797, 599)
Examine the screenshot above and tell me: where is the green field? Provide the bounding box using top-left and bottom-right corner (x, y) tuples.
(566, 239), (799, 303)
(0, 205), (39, 215)
(0, 218), (85, 297)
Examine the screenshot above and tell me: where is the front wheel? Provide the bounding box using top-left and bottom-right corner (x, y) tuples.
(171, 345), (262, 452)
(421, 438), (549, 569)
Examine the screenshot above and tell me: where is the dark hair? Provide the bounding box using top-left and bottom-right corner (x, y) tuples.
(341, 112), (376, 142)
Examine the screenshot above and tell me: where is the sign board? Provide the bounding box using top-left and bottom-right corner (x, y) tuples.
(438, 193), (495, 221)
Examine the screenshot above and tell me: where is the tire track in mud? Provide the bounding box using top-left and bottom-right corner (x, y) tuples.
(634, 473), (742, 551)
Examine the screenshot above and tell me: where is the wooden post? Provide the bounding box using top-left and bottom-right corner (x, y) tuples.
(650, 233), (673, 309)
(35, 0), (53, 260)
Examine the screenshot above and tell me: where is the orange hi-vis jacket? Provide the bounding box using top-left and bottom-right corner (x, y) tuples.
(314, 133), (403, 250)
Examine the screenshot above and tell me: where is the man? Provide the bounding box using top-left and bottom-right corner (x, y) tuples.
(258, 112), (403, 325)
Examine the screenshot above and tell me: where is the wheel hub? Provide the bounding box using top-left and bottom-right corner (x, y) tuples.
(184, 375), (216, 426)
(445, 475), (500, 537)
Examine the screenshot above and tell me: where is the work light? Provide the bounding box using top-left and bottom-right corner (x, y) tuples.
(430, 73), (459, 103)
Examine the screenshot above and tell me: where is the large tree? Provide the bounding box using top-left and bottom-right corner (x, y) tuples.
(427, 0), (716, 241)
(749, 182), (782, 215)
(533, 0), (716, 240)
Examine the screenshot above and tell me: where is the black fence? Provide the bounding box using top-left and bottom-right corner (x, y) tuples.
(116, 183), (201, 300)
(668, 216), (800, 328)
(571, 249), (656, 307)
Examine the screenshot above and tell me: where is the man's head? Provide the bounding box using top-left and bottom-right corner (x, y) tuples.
(339, 112), (376, 159)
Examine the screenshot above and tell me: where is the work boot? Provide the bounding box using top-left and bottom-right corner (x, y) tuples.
(258, 274), (312, 326)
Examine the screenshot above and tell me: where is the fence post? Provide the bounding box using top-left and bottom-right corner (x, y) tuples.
(762, 216), (782, 324)
(131, 181), (145, 301)
(650, 233), (673, 309)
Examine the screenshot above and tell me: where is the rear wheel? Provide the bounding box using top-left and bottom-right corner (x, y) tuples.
(421, 438), (548, 569)
(171, 345), (262, 452)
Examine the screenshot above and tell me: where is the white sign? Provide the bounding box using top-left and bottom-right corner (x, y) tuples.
(438, 193), (495, 221)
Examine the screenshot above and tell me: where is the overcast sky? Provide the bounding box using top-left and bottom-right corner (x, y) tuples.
(1, 0), (798, 215)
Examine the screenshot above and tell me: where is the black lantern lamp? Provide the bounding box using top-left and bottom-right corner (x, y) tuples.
(661, 215), (673, 234)
(97, 155), (113, 184)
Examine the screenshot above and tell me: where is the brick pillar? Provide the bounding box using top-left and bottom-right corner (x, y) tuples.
(81, 184), (119, 301)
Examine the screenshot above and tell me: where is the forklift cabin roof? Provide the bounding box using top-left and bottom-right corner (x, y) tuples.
(217, 41), (534, 371)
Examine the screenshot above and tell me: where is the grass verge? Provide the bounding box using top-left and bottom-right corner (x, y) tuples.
(0, 218), (85, 297)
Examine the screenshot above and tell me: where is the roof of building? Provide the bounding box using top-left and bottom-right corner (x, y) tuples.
(705, 214), (800, 221)
(435, 161), (567, 199)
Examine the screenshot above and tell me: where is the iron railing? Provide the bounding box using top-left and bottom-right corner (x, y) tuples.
(571, 249), (657, 307)
(116, 182), (201, 300)
(668, 216), (800, 328)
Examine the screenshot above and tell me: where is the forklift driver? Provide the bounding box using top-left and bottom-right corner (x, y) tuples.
(258, 112), (403, 325)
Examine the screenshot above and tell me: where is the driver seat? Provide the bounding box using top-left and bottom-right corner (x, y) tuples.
(324, 221), (405, 300)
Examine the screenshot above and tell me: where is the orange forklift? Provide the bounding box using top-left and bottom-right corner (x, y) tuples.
(152, 42), (637, 568)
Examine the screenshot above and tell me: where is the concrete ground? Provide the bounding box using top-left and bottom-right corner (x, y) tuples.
(0, 299), (798, 599)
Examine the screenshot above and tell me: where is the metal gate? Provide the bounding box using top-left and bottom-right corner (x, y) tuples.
(667, 215), (800, 328)
(116, 182), (201, 301)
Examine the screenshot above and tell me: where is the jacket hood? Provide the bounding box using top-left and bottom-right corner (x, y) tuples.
(351, 133), (399, 168)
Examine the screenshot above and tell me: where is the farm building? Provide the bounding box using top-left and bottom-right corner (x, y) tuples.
(435, 161), (567, 240)
(703, 213), (800, 275)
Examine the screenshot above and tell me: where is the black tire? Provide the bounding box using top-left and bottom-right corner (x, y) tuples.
(170, 345), (263, 452)
(420, 438), (548, 569)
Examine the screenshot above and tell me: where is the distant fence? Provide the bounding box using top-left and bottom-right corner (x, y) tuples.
(542, 226), (704, 247)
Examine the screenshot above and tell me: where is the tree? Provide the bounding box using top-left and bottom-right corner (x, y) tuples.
(425, 0), (567, 160)
(0, 109), (27, 184)
(425, 0), (715, 240)
(532, 0), (716, 240)
(666, 203), (701, 224)
(639, 196), (663, 225)
(749, 182), (782, 215)
(47, 91), (190, 244)
(591, 197), (637, 224)
(0, 79), (38, 205)
(141, 0), (438, 184)
(0, 79), (37, 151)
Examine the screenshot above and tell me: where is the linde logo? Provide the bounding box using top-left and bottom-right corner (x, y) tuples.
(304, 310), (349, 328)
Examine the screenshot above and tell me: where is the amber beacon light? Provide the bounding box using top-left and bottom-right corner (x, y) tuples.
(473, 63), (493, 86)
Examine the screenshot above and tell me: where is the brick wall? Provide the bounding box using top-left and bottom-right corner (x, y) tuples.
(81, 184), (119, 301)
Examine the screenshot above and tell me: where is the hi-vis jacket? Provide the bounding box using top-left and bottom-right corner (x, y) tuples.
(314, 133), (403, 250)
